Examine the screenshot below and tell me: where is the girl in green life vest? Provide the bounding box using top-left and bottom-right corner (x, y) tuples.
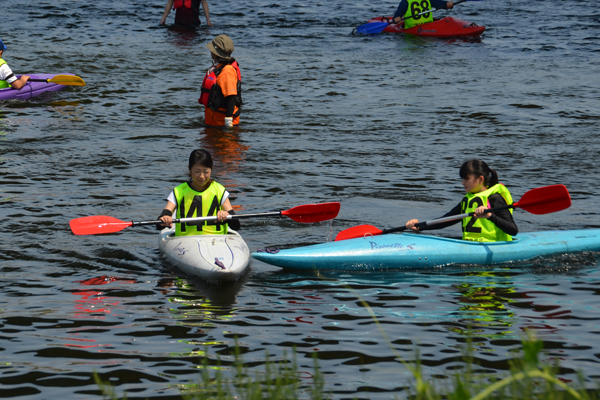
(392, 0), (454, 29)
(405, 159), (518, 242)
(157, 149), (240, 236)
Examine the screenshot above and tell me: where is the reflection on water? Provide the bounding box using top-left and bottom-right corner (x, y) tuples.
(453, 270), (516, 336)
(197, 127), (250, 212)
(0, 112), (8, 140)
(47, 100), (86, 122)
(199, 128), (250, 177)
(74, 276), (138, 319)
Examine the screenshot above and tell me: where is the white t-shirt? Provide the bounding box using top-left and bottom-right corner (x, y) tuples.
(0, 63), (17, 84)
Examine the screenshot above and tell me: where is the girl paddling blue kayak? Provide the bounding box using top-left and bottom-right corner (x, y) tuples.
(252, 184), (578, 271)
(405, 159), (518, 242)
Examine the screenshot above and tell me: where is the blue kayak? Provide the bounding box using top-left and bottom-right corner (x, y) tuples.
(251, 230), (600, 270)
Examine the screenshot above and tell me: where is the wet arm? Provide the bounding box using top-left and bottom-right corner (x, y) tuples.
(202, 0), (213, 26)
(160, 0), (174, 24)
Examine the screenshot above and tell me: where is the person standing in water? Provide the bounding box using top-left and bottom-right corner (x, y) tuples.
(160, 0), (213, 28)
(198, 35), (242, 128)
(405, 159), (518, 242)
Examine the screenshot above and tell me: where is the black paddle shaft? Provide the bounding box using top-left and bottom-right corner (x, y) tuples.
(381, 203), (514, 235)
(131, 211), (284, 227)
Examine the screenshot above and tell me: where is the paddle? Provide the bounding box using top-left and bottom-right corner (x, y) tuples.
(335, 185), (571, 241)
(70, 202), (341, 235)
(355, 0), (476, 35)
(27, 75), (86, 86)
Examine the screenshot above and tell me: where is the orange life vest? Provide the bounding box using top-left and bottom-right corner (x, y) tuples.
(199, 61), (242, 117)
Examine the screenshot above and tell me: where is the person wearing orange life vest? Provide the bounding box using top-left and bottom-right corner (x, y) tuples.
(392, 0), (454, 29)
(160, 0), (212, 28)
(199, 35), (242, 128)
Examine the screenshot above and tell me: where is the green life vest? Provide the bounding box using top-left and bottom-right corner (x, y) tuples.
(460, 184), (514, 242)
(0, 59), (9, 89)
(173, 180), (228, 236)
(404, 0), (434, 29)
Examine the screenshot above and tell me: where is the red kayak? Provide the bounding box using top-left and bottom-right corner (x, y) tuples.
(367, 16), (485, 38)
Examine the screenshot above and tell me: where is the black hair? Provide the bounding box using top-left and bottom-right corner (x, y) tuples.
(459, 159), (499, 188)
(216, 56), (235, 65)
(188, 149), (213, 170)
(211, 51), (235, 66)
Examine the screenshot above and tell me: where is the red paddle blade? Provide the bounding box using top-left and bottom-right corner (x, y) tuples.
(335, 224), (383, 241)
(515, 185), (571, 215)
(281, 202), (341, 223)
(69, 215), (132, 235)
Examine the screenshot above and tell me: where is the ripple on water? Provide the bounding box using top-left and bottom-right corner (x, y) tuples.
(1, 0), (600, 398)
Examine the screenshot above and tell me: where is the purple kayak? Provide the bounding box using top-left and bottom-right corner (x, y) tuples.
(0, 73), (74, 101)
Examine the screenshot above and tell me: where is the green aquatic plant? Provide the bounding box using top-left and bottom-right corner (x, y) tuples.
(355, 297), (597, 400)
(95, 342), (327, 400)
(406, 331), (597, 400)
(467, 332), (592, 400)
(182, 345), (327, 400)
(94, 330), (597, 400)
(93, 372), (127, 400)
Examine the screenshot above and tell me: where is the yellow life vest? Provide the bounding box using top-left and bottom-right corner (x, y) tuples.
(0, 59), (9, 89)
(460, 184), (514, 242)
(404, 0), (434, 29)
(173, 180), (228, 236)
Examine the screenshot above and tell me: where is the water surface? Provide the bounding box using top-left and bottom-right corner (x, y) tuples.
(1, 0), (600, 398)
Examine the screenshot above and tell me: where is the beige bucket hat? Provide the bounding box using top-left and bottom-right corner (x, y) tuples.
(206, 35), (234, 60)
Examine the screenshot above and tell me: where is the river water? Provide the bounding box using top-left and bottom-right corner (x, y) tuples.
(1, 0), (600, 398)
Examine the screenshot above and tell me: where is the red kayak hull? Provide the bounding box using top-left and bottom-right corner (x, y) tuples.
(367, 16), (485, 38)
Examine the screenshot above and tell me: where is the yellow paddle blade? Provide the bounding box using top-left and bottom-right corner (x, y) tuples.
(47, 75), (86, 86)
